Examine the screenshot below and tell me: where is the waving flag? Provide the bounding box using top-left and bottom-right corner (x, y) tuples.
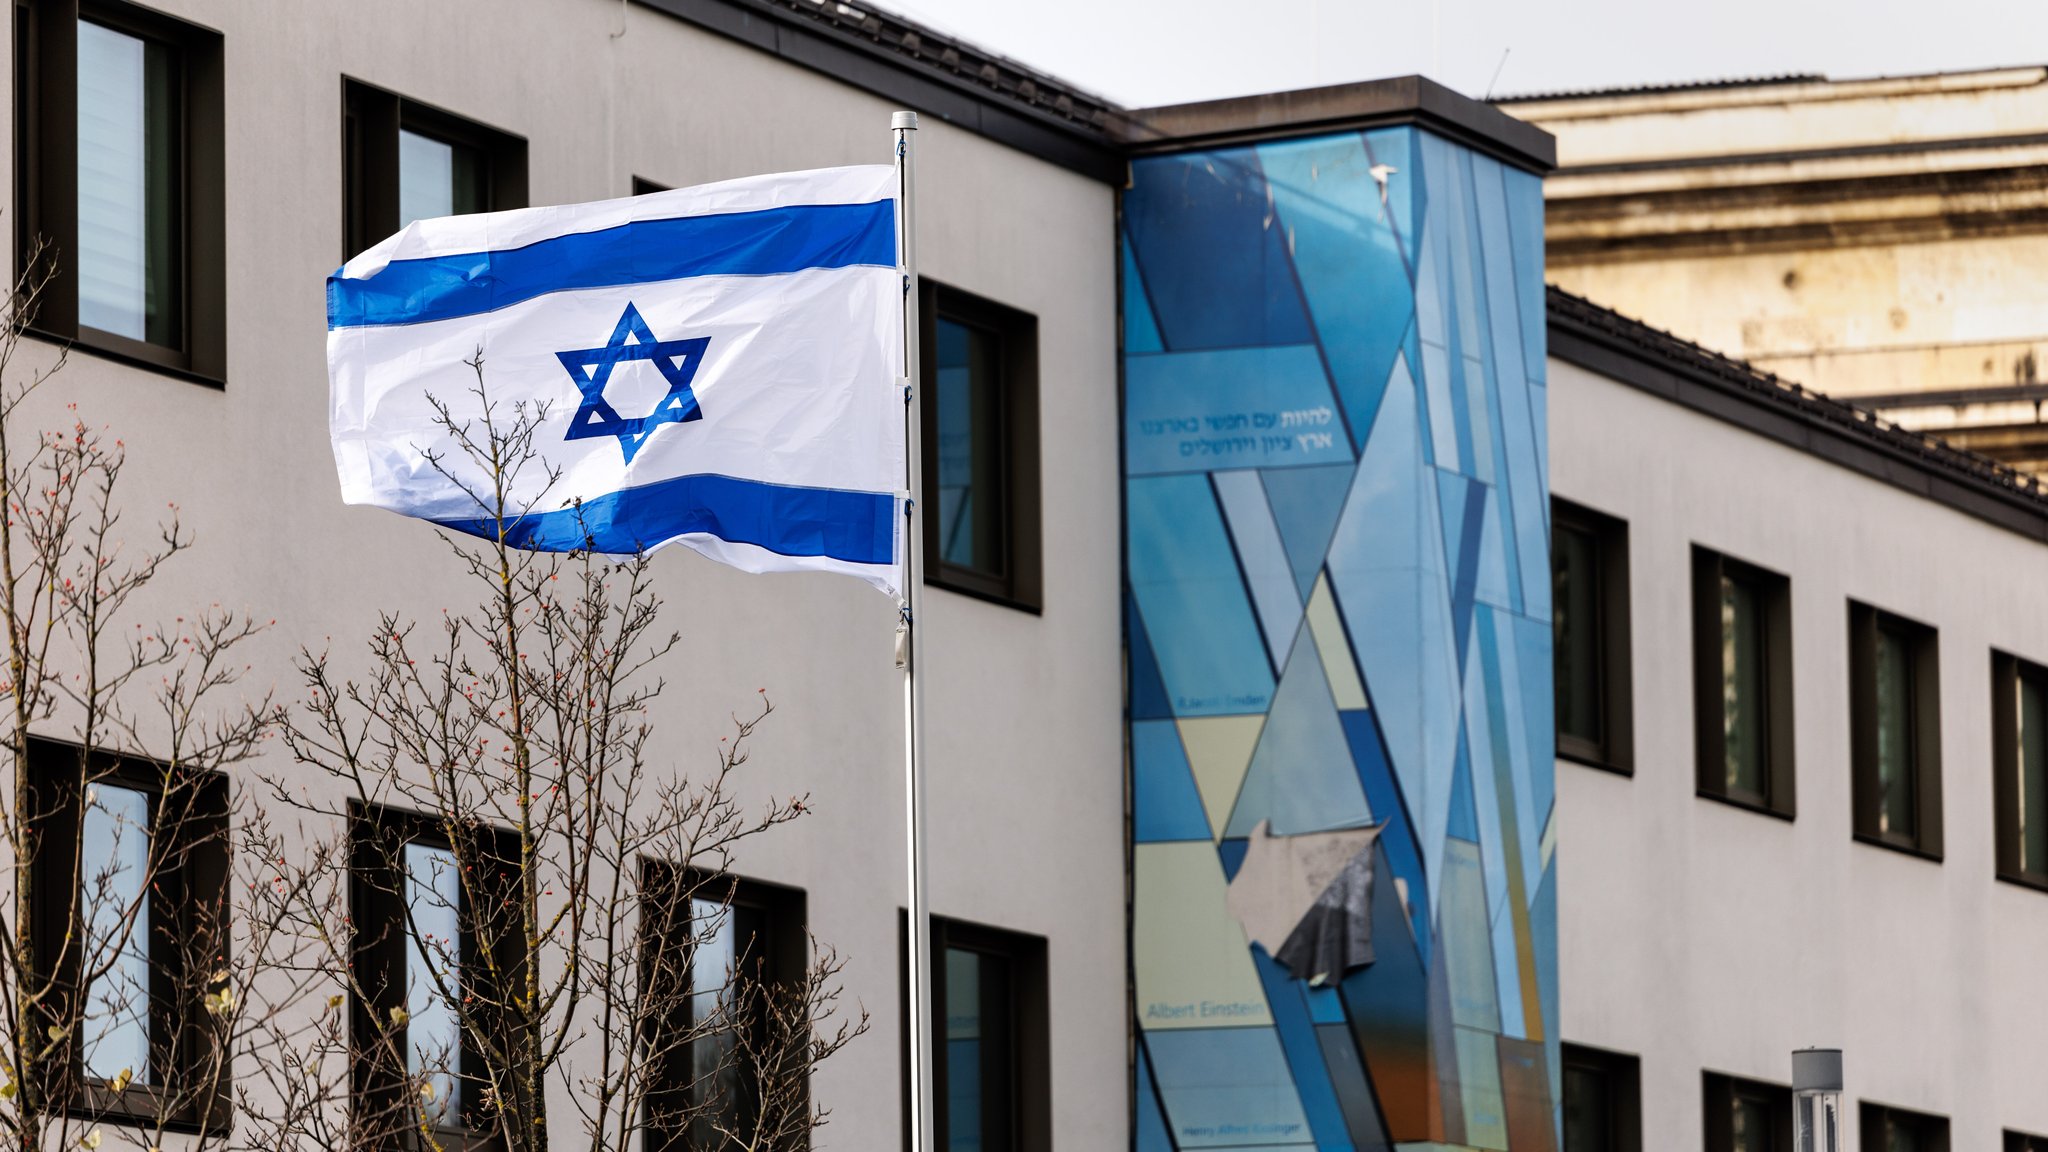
(326, 166), (905, 594)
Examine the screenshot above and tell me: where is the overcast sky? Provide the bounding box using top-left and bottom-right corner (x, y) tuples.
(876, 0), (2048, 108)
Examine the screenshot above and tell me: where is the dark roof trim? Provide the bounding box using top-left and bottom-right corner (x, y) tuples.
(1546, 286), (2048, 544)
(1493, 73), (1825, 105)
(633, 0), (1126, 183)
(1120, 76), (1555, 174)
(633, 1), (1555, 180)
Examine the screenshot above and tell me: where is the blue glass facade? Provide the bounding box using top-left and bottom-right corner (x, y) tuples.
(1124, 127), (1555, 1150)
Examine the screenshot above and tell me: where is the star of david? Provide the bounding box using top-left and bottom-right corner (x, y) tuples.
(557, 302), (711, 464)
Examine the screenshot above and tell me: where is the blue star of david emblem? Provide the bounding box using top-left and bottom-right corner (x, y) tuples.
(557, 303), (711, 463)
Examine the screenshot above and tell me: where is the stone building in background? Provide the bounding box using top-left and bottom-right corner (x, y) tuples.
(1500, 68), (2048, 473)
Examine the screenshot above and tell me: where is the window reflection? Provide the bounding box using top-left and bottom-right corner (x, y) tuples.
(946, 947), (983, 1151)
(398, 129), (484, 230)
(1874, 624), (1917, 839)
(1721, 574), (1766, 801)
(1561, 1064), (1609, 1152)
(81, 783), (152, 1084)
(1553, 522), (1603, 747)
(2019, 673), (2047, 874)
(78, 19), (180, 346)
(1731, 1091), (1770, 1152)
(685, 897), (764, 1144)
(404, 842), (461, 1119)
(935, 317), (1005, 577)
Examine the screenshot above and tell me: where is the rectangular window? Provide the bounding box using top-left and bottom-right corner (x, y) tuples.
(342, 78), (527, 259)
(27, 738), (230, 1124)
(15, 0), (225, 378)
(1992, 651), (2048, 888)
(1850, 603), (1942, 857)
(1552, 499), (1633, 773)
(908, 917), (1050, 1151)
(640, 870), (804, 1152)
(350, 808), (516, 1141)
(919, 282), (1042, 611)
(1860, 1102), (1949, 1152)
(1561, 1043), (1640, 1152)
(2007, 1131), (2048, 1152)
(1693, 548), (1796, 817)
(1703, 1072), (1791, 1152)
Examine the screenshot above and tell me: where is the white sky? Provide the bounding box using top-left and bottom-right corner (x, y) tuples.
(876, 0), (2048, 108)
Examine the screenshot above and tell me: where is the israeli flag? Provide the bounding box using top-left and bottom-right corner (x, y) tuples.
(327, 166), (905, 595)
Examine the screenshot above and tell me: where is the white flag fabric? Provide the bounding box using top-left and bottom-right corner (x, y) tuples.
(326, 165), (905, 595)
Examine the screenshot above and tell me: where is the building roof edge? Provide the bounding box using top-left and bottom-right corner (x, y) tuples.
(633, 0), (1128, 182)
(1121, 75), (1556, 173)
(1546, 286), (2048, 544)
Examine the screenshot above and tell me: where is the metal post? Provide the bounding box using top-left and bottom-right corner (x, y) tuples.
(892, 109), (933, 1152)
(1793, 1048), (1844, 1152)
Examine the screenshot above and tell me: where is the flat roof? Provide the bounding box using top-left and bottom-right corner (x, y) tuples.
(1119, 75), (1555, 174)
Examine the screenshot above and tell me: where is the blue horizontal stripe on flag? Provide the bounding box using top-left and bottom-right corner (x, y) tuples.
(328, 199), (896, 330)
(432, 472), (896, 564)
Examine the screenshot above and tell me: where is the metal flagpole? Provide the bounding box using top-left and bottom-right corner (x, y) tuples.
(891, 108), (934, 1152)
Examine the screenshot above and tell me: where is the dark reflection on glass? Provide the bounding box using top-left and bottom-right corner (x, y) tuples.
(1732, 1090), (1771, 1152)
(935, 317), (1005, 577)
(1722, 574), (1767, 801)
(1554, 523), (1602, 748)
(1562, 1064), (1609, 1152)
(2019, 673), (2047, 874)
(1875, 624), (1917, 839)
(946, 947), (983, 1151)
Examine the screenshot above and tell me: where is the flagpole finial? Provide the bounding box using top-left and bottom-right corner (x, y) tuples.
(892, 110), (919, 131)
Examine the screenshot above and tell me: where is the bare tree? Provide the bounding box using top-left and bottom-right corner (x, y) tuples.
(0, 242), (337, 1152)
(267, 357), (866, 1152)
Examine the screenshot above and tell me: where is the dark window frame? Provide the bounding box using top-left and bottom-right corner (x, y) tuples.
(349, 803), (520, 1150)
(918, 279), (1043, 613)
(1991, 650), (2048, 891)
(2007, 1129), (2048, 1152)
(901, 914), (1050, 1152)
(638, 865), (807, 1152)
(1848, 602), (1943, 860)
(1692, 546), (1797, 819)
(14, 0), (226, 383)
(1860, 1101), (1949, 1152)
(1552, 498), (1634, 774)
(25, 735), (231, 1132)
(342, 77), (528, 261)
(1561, 1042), (1641, 1152)
(1702, 1071), (1792, 1152)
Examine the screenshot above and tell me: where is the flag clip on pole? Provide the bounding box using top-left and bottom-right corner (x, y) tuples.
(893, 109), (934, 1152)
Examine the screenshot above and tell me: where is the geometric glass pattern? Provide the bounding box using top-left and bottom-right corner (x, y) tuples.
(1124, 125), (1555, 1151)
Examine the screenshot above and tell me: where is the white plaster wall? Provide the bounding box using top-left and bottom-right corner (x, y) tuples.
(1552, 355), (2048, 1149)
(0, 0), (1126, 1145)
